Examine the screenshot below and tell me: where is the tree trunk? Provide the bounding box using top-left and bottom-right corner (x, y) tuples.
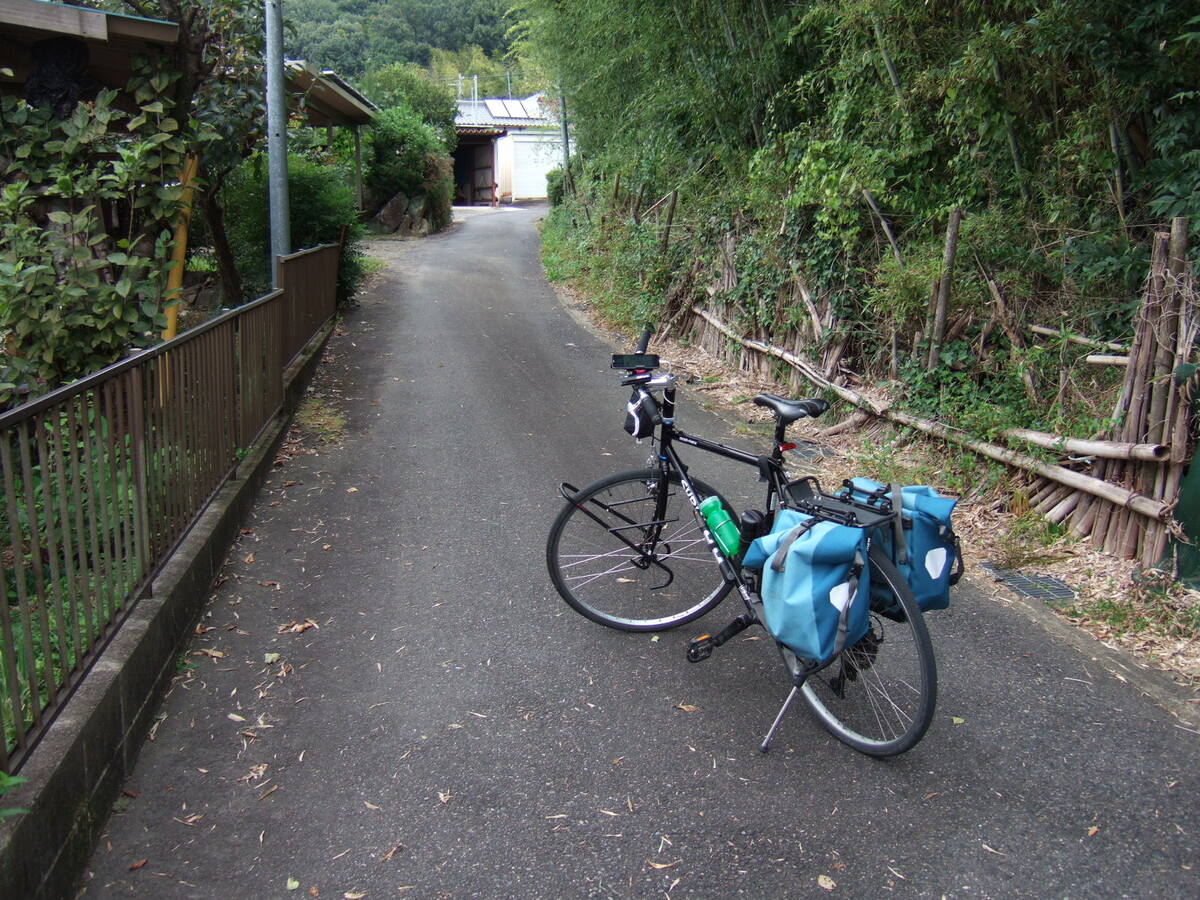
(202, 174), (243, 306)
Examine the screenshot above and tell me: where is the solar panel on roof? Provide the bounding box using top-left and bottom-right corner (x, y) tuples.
(502, 99), (526, 118)
(485, 99), (508, 118)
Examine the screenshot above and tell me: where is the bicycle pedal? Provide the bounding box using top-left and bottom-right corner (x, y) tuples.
(686, 634), (714, 662)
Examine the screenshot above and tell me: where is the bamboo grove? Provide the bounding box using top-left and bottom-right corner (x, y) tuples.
(521, 0), (1200, 563)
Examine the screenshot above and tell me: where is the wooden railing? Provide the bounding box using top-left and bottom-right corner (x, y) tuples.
(0, 244), (339, 773)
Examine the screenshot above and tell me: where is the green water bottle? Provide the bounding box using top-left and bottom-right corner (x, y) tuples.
(699, 496), (740, 556)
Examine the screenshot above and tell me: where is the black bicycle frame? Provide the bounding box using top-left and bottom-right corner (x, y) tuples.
(648, 382), (794, 590)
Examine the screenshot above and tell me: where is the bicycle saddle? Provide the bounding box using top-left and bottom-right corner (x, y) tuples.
(753, 394), (829, 423)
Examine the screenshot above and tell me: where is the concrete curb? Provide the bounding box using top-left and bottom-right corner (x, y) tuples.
(0, 322), (334, 900)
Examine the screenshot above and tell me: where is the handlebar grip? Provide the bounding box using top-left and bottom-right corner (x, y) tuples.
(634, 326), (653, 354)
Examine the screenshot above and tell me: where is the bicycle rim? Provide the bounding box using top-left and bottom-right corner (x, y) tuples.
(799, 548), (937, 756)
(546, 469), (734, 631)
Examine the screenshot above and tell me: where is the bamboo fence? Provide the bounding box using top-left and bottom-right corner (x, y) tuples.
(667, 216), (1196, 570)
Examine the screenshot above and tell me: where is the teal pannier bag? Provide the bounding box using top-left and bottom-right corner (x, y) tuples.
(842, 478), (962, 612)
(742, 508), (871, 665)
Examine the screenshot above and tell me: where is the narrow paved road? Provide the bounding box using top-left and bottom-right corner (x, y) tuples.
(84, 206), (1198, 898)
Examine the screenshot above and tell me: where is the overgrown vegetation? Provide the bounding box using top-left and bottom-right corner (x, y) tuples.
(522, 0), (1200, 441)
(223, 154), (368, 306)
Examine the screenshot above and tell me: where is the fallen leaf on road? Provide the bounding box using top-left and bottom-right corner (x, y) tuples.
(260, 580), (282, 590)
(648, 860), (679, 870)
(818, 874), (836, 890)
(286, 877), (300, 891)
(344, 891), (366, 898)
(195, 648), (226, 659)
(264, 653), (282, 664)
(227, 713), (246, 722)
(982, 843), (1006, 856)
(381, 842), (406, 861)
(258, 785), (279, 800)
(951, 716), (965, 725)
(675, 703), (699, 712)
(278, 619), (319, 634)
(1087, 826), (1099, 837)
(364, 801), (381, 811)
(600, 809), (620, 817)
(244, 553), (255, 564)
(346, 487), (359, 493)
(437, 792), (451, 804)
(129, 859), (147, 871)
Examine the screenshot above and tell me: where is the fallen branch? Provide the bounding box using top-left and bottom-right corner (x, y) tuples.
(1002, 428), (1168, 462)
(1084, 354), (1129, 366)
(692, 307), (1170, 520)
(1029, 325), (1129, 353)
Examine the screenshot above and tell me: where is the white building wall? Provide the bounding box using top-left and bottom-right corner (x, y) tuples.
(496, 130), (563, 201)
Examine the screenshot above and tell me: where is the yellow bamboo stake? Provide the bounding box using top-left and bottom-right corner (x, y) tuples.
(161, 154), (200, 341)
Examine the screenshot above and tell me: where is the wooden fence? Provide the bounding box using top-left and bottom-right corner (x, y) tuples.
(0, 243), (339, 773)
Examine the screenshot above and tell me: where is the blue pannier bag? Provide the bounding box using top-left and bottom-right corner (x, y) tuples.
(842, 478), (962, 612)
(742, 508), (871, 665)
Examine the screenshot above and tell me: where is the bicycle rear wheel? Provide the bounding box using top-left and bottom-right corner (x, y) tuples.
(799, 547), (937, 756)
(546, 469), (735, 631)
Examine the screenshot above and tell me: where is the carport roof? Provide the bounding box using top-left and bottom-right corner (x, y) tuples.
(0, 2), (375, 127)
(0, 0), (179, 92)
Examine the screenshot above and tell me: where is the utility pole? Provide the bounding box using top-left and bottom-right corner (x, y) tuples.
(265, 0), (290, 286)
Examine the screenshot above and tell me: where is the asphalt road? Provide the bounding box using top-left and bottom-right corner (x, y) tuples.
(82, 205), (1199, 898)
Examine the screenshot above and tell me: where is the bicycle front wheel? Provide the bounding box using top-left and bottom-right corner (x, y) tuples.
(546, 469), (735, 631)
(799, 547), (937, 756)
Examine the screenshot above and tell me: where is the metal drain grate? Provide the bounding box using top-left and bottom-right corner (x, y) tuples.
(982, 563), (1077, 606)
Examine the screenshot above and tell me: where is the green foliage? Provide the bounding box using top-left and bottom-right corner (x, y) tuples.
(521, 0), (1200, 442)
(284, 0), (513, 78)
(223, 155), (368, 305)
(0, 772), (26, 820)
(545, 167), (565, 207)
(0, 63), (189, 408)
(360, 63), (459, 149)
(364, 106), (453, 227)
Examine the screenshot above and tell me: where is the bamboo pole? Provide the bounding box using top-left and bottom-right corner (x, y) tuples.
(862, 189), (903, 264)
(1029, 325), (1129, 353)
(659, 190), (678, 254)
(927, 208), (962, 370)
(1085, 354), (1129, 366)
(1002, 428), (1168, 462)
(693, 308), (1171, 520)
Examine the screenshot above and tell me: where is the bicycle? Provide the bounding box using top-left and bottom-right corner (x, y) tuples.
(546, 329), (938, 757)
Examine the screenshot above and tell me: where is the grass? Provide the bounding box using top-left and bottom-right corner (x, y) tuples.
(293, 395), (347, 443)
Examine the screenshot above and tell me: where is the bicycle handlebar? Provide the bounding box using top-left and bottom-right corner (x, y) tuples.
(634, 326), (653, 354)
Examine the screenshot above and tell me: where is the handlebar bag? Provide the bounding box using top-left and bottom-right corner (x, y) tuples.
(843, 477), (962, 613)
(623, 388), (661, 440)
(742, 508), (870, 665)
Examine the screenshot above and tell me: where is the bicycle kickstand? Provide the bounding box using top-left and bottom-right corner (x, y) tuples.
(686, 613), (755, 662)
(760, 686), (800, 753)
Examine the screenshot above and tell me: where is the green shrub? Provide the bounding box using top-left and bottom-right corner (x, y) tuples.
(546, 167), (565, 207)
(365, 105), (452, 215)
(223, 155), (366, 306)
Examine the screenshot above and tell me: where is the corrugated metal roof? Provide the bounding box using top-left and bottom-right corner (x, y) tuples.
(456, 93), (556, 130)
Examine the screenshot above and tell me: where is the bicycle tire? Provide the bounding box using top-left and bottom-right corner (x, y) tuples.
(799, 546), (937, 757)
(546, 469), (736, 631)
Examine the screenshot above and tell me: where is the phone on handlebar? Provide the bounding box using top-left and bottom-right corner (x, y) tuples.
(611, 353), (660, 371)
